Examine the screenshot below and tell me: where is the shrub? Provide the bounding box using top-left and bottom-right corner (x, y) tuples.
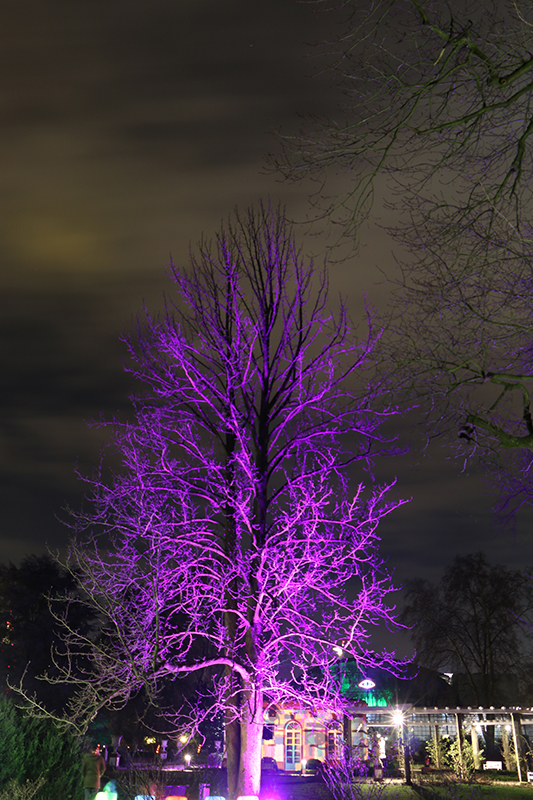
(0, 695), (82, 799)
(0, 778), (45, 800)
(0, 693), (25, 785)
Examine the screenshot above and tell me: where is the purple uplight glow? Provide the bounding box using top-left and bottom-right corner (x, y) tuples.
(64, 204), (407, 800)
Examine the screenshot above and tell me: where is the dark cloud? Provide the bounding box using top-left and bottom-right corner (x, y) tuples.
(0, 0), (531, 650)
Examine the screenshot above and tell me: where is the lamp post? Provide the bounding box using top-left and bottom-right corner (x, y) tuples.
(393, 709), (411, 786)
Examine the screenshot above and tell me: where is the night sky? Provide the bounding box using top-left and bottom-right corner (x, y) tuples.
(1, 0), (532, 656)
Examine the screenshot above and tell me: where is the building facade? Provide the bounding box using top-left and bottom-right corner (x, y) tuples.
(261, 705), (370, 772)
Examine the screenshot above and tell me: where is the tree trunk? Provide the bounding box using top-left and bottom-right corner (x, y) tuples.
(223, 432), (241, 799)
(235, 682), (263, 800)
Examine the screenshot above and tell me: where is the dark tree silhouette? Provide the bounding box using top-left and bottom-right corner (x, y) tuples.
(275, 0), (533, 514)
(0, 554), (94, 714)
(377, 219), (533, 518)
(401, 552), (533, 709)
(277, 0), (533, 243)
(34, 205), (405, 799)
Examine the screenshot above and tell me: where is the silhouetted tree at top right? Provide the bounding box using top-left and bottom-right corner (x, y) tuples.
(277, 0), (533, 519)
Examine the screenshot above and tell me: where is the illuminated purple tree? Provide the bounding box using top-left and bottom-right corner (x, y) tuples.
(56, 205), (403, 799)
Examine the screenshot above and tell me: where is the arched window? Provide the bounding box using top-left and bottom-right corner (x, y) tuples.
(284, 720), (302, 770)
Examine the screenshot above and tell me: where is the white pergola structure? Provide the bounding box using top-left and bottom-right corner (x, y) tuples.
(345, 705), (533, 783)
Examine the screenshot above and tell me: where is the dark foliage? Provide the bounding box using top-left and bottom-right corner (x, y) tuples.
(0, 554), (96, 713)
(0, 694), (82, 800)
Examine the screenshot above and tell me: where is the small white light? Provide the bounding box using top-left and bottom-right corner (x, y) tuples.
(358, 678), (376, 690)
(392, 710), (404, 727)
